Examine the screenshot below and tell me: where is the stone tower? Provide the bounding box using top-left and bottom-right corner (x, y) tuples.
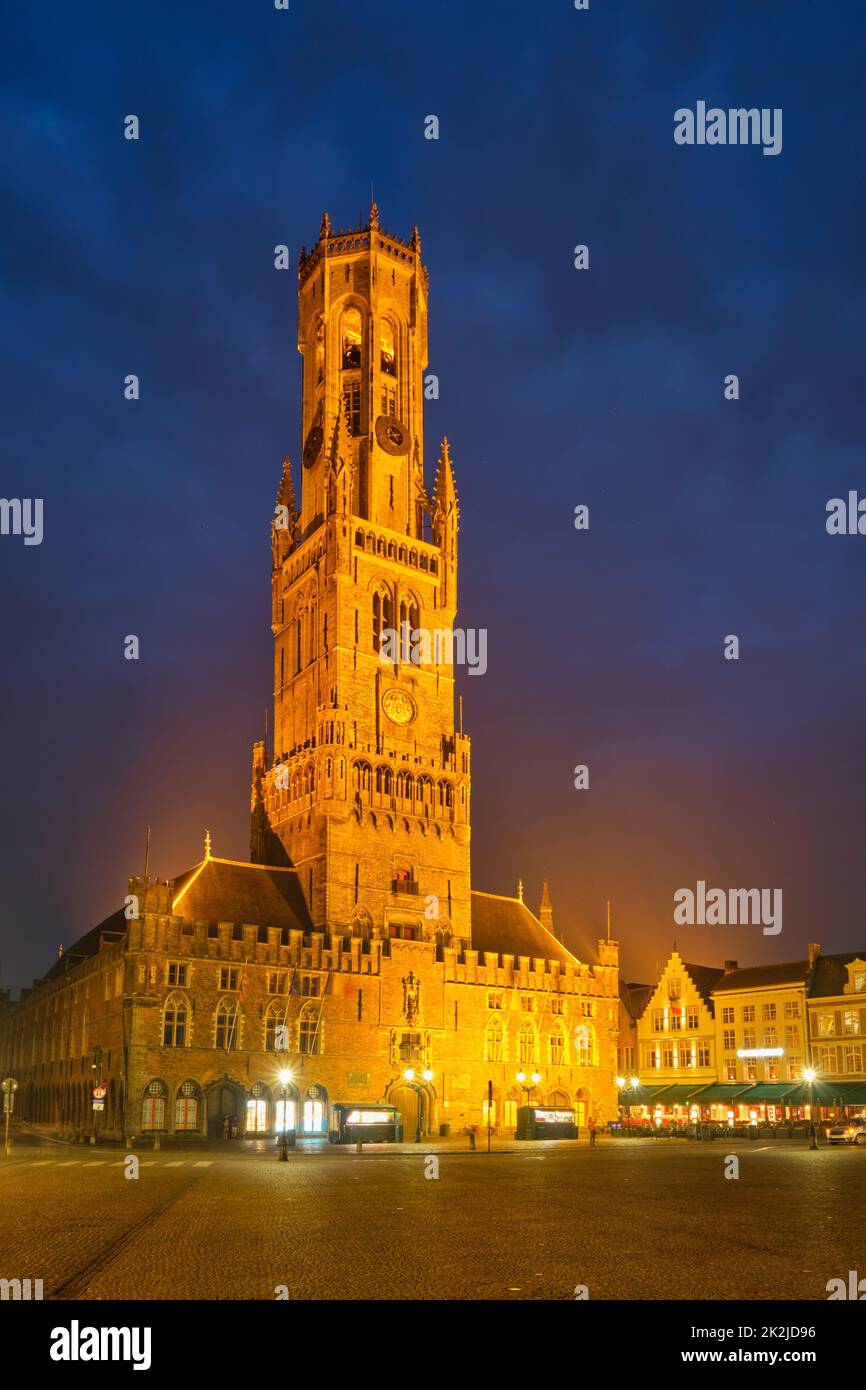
(251, 205), (472, 949)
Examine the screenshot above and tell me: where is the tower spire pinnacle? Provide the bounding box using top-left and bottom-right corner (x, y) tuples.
(539, 879), (555, 937)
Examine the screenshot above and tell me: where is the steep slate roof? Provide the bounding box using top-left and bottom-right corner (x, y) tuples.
(470, 891), (580, 967)
(45, 909), (127, 980)
(170, 857), (313, 933)
(681, 962), (726, 1012)
(620, 981), (653, 1022)
(808, 951), (866, 998)
(713, 960), (810, 994)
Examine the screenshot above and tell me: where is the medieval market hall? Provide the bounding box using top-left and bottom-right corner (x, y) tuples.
(0, 209), (620, 1144)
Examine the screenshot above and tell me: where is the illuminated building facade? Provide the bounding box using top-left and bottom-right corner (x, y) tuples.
(0, 209), (620, 1142)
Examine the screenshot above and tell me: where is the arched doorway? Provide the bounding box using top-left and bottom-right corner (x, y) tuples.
(206, 1080), (246, 1138)
(301, 1084), (329, 1136)
(388, 1081), (434, 1140)
(548, 1088), (570, 1109)
(575, 1087), (591, 1129)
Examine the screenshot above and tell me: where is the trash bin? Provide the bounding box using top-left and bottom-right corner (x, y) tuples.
(439, 1122), (450, 1137)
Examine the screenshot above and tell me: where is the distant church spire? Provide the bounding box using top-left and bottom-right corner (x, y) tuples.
(517, 879), (524, 904)
(539, 879), (554, 936)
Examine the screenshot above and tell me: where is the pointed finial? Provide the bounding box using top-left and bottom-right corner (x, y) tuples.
(204, 829), (212, 859)
(319, 211), (331, 240)
(517, 879), (524, 903)
(58, 944), (63, 959)
(411, 224), (421, 253)
(369, 200), (379, 231)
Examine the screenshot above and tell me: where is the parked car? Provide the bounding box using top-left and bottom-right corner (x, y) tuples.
(827, 1116), (866, 1145)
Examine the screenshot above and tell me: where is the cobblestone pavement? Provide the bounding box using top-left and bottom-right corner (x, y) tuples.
(0, 1135), (862, 1300)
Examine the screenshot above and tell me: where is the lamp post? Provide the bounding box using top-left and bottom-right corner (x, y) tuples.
(616, 1075), (639, 1136)
(403, 1067), (434, 1142)
(277, 1068), (292, 1161)
(516, 1071), (541, 1109)
(803, 1067), (819, 1150)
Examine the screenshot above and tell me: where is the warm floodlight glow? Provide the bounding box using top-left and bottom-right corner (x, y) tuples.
(422, 1068), (434, 1082)
(516, 1071), (526, 1084)
(803, 1067), (816, 1084)
(278, 1069), (292, 1086)
(616, 1076), (625, 1089)
(403, 1067), (415, 1082)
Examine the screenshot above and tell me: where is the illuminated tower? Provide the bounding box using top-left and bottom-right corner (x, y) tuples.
(251, 205), (471, 949)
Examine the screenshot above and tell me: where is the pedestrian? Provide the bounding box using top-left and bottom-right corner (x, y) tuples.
(588, 1115), (597, 1147)
(222, 1114), (229, 1140)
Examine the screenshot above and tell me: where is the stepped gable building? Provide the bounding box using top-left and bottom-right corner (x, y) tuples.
(0, 207), (620, 1142)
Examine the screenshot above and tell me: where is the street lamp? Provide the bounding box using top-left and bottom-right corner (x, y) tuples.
(516, 1070), (542, 1107)
(277, 1068), (292, 1161)
(803, 1067), (819, 1150)
(403, 1067), (434, 1142)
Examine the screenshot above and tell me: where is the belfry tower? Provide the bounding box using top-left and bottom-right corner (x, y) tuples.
(250, 205), (471, 949)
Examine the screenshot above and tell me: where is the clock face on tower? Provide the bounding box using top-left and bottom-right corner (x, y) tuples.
(375, 414), (410, 456)
(382, 688), (417, 726)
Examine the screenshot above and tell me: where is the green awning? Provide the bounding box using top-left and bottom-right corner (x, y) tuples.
(736, 1083), (798, 1101)
(689, 1084), (752, 1102)
(648, 1083), (708, 1103)
(783, 1081), (856, 1105)
(621, 1084), (669, 1101)
(837, 1083), (866, 1105)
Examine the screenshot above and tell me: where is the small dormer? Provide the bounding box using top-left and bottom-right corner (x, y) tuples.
(844, 958), (866, 995)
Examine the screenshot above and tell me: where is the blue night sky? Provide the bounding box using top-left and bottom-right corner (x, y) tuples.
(2, 1), (865, 992)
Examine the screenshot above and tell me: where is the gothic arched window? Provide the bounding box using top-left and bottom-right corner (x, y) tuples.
(299, 1002), (320, 1055)
(380, 320), (397, 377)
(215, 999), (239, 1051)
(162, 993), (189, 1048)
(485, 1017), (504, 1063)
(518, 1023), (535, 1067)
(341, 307), (362, 369)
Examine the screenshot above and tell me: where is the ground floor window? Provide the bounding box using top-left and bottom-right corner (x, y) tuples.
(275, 1099), (296, 1132)
(303, 1099), (325, 1133)
(504, 1099), (517, 1128)
(175, 1097), (199, 1132)
(246, 1098), (269, 1134)
(142, 1097), (165, 1131)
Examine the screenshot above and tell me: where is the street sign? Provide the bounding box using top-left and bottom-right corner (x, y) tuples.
(93, 1085), (107, 1100)
(92, 1100), (105, 1112)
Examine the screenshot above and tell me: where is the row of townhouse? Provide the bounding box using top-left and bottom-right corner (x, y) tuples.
(618, 944), (866, 1123)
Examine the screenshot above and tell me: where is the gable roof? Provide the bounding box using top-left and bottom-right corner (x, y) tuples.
(169, 857), (313, 933)
(809, 951), (866, 999)
(713, 960), (810, 994)
(680, 962), (726, 1012)
(470, 891), (580, 966)
(44, 909), (127, 980)
(620, 981), (653, 1022)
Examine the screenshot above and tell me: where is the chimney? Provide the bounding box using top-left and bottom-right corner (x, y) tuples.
(808, 942), (820, 970)
(724, 960), (738, 972)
